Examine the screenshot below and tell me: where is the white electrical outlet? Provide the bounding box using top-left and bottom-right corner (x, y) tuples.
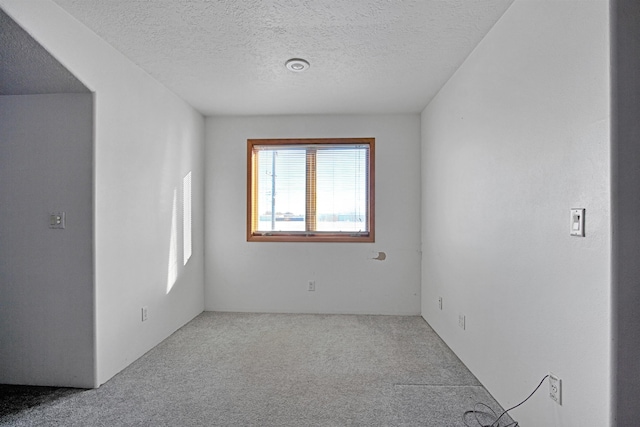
(438, 297), (443, 310)
(458, 314), (466, 330)
(308, 281), (315, 292)
(142, 306), (148, 322)
(49, 212), (66, 229)
(549, 373), (562, 405)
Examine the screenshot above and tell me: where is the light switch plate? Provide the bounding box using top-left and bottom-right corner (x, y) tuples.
(570, 208), (584, 237)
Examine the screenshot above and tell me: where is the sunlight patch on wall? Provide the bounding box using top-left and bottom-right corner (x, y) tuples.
(167, 188), (178, 294)
(183, 171), (192, 265)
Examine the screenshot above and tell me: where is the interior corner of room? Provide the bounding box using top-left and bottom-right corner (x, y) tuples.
(1, 0), (639, 425)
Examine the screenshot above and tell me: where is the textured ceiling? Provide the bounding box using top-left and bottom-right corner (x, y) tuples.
(50, 0), (514, 116)
(0, 9), (89, 95)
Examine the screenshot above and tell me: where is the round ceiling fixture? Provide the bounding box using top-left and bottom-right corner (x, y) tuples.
(285, 58), (310, 72)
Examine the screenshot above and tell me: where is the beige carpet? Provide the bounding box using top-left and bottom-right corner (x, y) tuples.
(0, 312), (511, 426)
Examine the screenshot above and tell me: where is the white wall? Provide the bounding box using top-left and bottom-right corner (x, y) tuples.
(421, 1), (610, 426)
(206, 115), (421, 315)
(0, 94), (94, 388)
(0, 0), (206, 386)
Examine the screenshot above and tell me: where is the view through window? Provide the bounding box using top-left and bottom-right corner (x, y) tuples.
(247, 138), (374, 242)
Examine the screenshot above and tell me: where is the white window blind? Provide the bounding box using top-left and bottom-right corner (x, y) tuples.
(248, 139), (373, 242)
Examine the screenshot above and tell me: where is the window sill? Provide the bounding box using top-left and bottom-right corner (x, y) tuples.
(247, 232), (374, 243)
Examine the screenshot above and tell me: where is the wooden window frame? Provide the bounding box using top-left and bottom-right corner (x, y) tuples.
(247, 138), (375, 243)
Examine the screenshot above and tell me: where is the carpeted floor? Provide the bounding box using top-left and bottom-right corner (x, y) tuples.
(0, 312), (511, 426)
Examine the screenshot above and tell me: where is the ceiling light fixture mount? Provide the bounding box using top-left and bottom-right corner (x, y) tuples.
(285, 58), (310, 72)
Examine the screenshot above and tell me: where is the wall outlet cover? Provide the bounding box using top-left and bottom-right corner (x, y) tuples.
(549, 373), (562, 405)
(49, 212), (66, 229)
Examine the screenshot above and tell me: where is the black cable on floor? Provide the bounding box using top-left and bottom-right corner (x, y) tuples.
(462, 374), (549, 427)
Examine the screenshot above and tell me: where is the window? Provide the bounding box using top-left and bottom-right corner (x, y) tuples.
(247, 138), (374, 242)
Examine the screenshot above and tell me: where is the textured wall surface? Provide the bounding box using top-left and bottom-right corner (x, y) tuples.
(205, 114), (422, 315)
(1, 0), (206, 387)
(0, 94), (94, 387)
(0, 10), (89, 94)
(421, 1), (610, 425)
(51, 0), (513, 115)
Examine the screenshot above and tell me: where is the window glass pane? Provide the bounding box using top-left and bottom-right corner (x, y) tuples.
(248, 138), (374, 242)
(255, 148), (306, 232)
(315, 147), (368, 232)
